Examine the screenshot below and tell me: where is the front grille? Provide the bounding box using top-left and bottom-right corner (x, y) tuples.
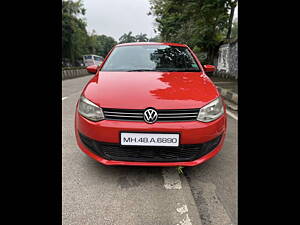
(102, 108), (199, 122)
(79, 132), (222, 162)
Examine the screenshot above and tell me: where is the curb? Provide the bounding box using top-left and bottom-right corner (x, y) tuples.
(180, 174), (203, 225)
(216, 86), (238, 105)
(62, 69), (90, 80)
(224, 99), (238, 111)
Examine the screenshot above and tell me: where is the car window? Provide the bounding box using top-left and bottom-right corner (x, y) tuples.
(101, 45), (201, 72)
(84, 55), (92, 60)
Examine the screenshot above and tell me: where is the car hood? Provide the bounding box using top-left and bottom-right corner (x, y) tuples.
(82, 71), (219, 109)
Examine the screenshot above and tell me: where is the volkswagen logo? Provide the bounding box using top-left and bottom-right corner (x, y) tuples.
(144, 108), (158, 124)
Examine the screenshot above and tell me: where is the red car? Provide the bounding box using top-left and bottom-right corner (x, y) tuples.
(75, 42), (227, 166)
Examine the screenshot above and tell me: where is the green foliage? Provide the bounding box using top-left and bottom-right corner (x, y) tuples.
(177, 166), (184, 175)
(135, 33), (149, 42)
(62, 0), (89, 65)
(89, 33), (117, 57)
(149, 0), (238, 64)
(149, 35), (161, 42)
(118, 32), (152, 43)
(62, 0), (117, 65)
(118, 31), (137, 43)
(193, 46), (208, 64)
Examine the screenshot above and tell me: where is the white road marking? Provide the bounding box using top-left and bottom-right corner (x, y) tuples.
(162, 168), (182, 189)
(176, 204), (189, 215)
(62, 91), (82, 101)
(226, 110), (238, 120)
(162, 170), (196, 224)
(176, 203), (193, 225)
(176, 214), (193, 225)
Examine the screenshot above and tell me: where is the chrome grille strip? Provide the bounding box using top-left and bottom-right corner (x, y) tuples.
(102, 108), (199, 122)
(159, 115), (197, 118)
(104, 111), (143, 115)
(159, 113), (198, 116)
(104, 114), (143, 118)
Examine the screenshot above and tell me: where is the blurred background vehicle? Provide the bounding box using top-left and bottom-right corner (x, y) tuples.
(83, 55), (104, 66)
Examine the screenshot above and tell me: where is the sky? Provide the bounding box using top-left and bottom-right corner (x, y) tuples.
(82, 0), (238, 41)
(82, 0), (156, 41)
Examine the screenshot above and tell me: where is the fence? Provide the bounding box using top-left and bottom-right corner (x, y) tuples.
(62, 69), (90, 80)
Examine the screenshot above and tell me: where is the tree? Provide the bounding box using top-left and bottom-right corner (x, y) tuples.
(149, 35), (161, 42)
(94, 35), (117, 57)
(118, 31), (136, 43)
(62, 0), (118, 65)
(87, 29), (98, 54)
(149, 0), (237, 64)
(62, 0), (89, 65)
(225, 0), (238, 40)
(135, 33), (149, 42)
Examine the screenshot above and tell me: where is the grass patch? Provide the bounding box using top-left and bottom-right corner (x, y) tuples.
(177, 166), (184, 175)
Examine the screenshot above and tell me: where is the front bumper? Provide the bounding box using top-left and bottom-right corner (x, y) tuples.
(75, 110), (227, 166)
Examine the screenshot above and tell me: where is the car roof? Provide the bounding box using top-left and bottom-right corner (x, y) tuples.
(116, 42), (188, 47)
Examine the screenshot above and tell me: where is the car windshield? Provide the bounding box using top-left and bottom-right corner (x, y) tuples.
(101, 45), (201, 72)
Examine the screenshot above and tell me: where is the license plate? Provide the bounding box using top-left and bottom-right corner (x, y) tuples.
(120, 132), (180, 147)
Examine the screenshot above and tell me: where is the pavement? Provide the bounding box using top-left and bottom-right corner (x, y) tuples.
(62, 75), (237, 225)
(210, 77), (238, 106)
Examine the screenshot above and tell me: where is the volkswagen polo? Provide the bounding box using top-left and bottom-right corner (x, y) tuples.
(75, 42), (227, 166)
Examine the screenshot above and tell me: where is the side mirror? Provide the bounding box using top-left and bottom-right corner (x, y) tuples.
(203, 65), (216, 72)
(86, 65), (98, 74)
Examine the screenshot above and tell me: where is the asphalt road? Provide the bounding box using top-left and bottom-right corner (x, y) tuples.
(62, 75), (237, 225)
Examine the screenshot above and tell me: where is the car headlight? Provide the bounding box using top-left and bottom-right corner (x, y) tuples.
(78, 96), (105, 122)
(197, 96), (224, 122)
